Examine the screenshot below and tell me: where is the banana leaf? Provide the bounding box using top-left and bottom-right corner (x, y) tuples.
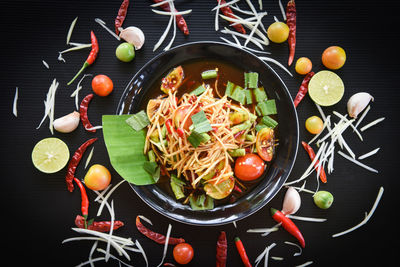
(102, 114), (156, 185)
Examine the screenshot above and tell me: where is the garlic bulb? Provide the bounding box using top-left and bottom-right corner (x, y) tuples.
(282, 187), (301, 215)
(119, 26), (145, 50)
(53, 111), (80, 133)
(347, 92), (374, 118)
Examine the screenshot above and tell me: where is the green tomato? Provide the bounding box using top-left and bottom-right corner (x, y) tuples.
(116, 42), (135, 62)
(313, 191), (334, 209)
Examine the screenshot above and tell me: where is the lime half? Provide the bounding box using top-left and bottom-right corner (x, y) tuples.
(32, 138), (70, 173)
(308, 70), (344, 106)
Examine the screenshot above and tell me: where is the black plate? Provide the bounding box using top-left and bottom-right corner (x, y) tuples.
(116, 41), (299, 226)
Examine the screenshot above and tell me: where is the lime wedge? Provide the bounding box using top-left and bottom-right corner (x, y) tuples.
(32, 138), (70, 173)
(308, 70), (344, 106)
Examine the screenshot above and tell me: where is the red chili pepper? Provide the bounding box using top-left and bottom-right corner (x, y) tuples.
(135, 216), (185, 245)
(73, 178), (89, 220)
(75, 215), (124, 232)
(270, 208), (305, 248)
(176, 127), (185, 138)
(165, 119), (174, 134)
(65, 138), (98, 192)
(216, 231), (227, 267)
(234, 237), (252, 267)
(68, 31), (99, 85)
(286, 0), (296, 66)
(115, 0), (129, 35)
(152, 0), (189, 35)
(301, 141), (327, 183)
(80, 94), (96, 132)
(293, 71), (315, 108)
(218, 0), (246, 34)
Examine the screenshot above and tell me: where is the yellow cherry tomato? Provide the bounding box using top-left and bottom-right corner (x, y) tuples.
(295, 57), (313, 75)
(84, 164), (111, 191)
(305, 116), (324, 134)
(322, 46), (346, 70)
(267, 22), (289, 43)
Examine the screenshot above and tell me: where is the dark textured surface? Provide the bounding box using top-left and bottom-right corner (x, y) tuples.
(1, 0), (398, 266)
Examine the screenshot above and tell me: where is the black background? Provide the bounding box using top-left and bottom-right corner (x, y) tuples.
(1, 0), (399, 266)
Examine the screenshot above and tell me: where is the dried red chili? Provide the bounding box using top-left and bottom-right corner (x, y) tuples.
(293, 71), (315, 108)
(270, 208), (305, 248)
(73, 177), (89, 220)
(75, 215), (124, 232)
(135, 216), (185, 245)
(302, 141), (327, 183)
(153, 0), (189, 35)
(218, 0), (246, 34)
(115, 0), (129, 35)
(216, 231), (227, 267)
(68, 31), (99, 85)
(65, 138), (98, 192)
(234, 237), (252, 267)
(80, 94), (96, 132)
(286, 0), (296, 66)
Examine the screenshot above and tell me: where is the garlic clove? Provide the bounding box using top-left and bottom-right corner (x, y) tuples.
(119, 26), (145, 50)
(347, 92), (374, 118)
(282, 186), (301, 215)
(53, 111), (80, 133)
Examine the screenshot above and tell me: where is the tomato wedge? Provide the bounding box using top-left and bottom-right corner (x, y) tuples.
(204, 176), (235, 199)
(161, 66), (184, 94)
(256, 127), (275, 161)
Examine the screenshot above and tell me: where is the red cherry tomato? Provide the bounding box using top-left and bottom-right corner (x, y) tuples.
(173, 243), (194, 265)
(234, 154), (265, 181)
(92, 74), (114, 96)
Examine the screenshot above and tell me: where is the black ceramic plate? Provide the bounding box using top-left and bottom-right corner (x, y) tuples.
(116, 41), (299, 226)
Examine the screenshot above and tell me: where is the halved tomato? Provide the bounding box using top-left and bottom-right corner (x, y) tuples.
(256, 127), (275, 161)
(204, 176), (235, 200)
(147, 99), (162, 121)
(173, 105), (192, 131)
(161, 66), (184, 94)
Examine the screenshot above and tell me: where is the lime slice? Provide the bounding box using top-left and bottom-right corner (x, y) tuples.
(32, 138), (70, 173)
(308, 70), (344, 106)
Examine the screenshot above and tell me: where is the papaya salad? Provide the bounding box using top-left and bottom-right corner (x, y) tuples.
(128, 61), (278, 210)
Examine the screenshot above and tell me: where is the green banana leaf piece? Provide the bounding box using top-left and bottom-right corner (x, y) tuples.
(102, 114), (156, 185)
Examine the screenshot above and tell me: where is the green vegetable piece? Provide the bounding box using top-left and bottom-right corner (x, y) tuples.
(187, 131), (210, 148)
(190, 85), (206, 96)
(245, 134), (255, 141)
(143, 161), (160, 182)
(232, 120), (252, 134)
(228, 148), (246, 157)
(102, 115), (156, 185)
(191, 110), (212, 133)
(244, 89), (253, 105)
(148, 150), (156, 162)
(230, 85), (246, 104)
(201, 69), (218, 79)
(257, 99), (277, 116)
(247, 72), (259, 88)
(189, 194), (214, 210)
(255, 106), (262, 116)
(313, 191), (334, 209)
(125, 110), (150, 131)
(261, 115), (278, 128)
(254, 87), (268, 103)
(255, 123), (267, 132)
(225, 81), (235, 97)
(170, 174), (185, 200)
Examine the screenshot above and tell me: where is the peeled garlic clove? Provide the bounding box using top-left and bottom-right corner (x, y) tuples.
(347, 92), (374, 118)
(282, 186), (301, 215)
(119, 26), (145, 50)
(53, 111), (80, 133)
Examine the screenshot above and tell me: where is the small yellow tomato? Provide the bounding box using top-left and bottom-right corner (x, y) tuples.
(84, 164), (111, 191)
(267, 22), (289, 43)
(295, 57), (313, 75)
(322, 46), (346, 70)
(305, 116), (324, 134)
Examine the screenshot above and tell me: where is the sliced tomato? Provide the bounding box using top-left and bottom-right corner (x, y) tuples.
(161, 66), (184, 94)
(173, 105), (192, 131)
(204, 176), (235, 200)
(146, 99), (162, 121)
(256, 127), (275, 161)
